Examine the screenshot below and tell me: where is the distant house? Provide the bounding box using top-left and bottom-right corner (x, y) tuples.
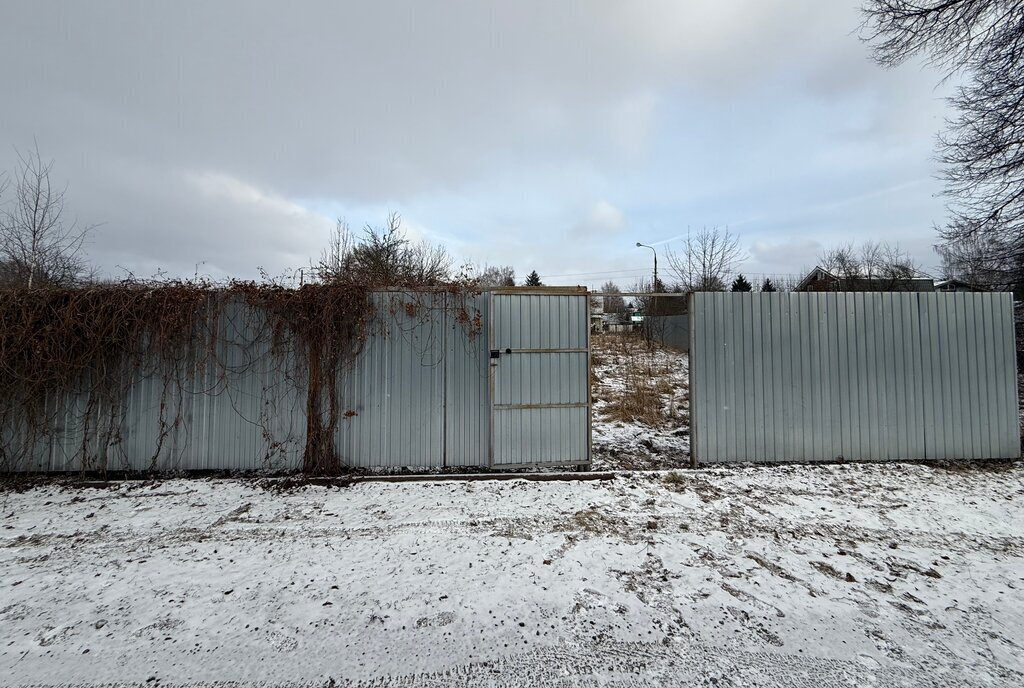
(601, 311), (632, 333)
(934, 278), (986, 293)
(795, 266), (935, 293)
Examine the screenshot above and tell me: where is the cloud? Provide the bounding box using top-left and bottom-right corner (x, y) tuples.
(67, 162), (333, 280)
(186, 171), (326, 222)
(746, 238), (825, 277)
(0, 1), (954, 282)
(573, 200), (626, 237)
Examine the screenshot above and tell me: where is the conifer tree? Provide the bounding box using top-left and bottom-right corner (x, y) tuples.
(730, 274), (752, 292)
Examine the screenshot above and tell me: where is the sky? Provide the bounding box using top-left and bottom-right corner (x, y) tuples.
(0, 1), (955, 289)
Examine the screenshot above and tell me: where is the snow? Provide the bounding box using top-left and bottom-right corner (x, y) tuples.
(590, 334), (690, 470)
(3, 461), (1024, 686)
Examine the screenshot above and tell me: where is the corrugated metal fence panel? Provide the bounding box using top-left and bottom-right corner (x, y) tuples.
(492, 352), (588, 405)
(200, 301), (306, 471)
(16, 303), (289, 472)
(492, 407), (589, 465)
(335, 292), (445, 468)
(444, 292), (490, 467)
(49, 301), (307, 472)
(691, 292), (1020, 463)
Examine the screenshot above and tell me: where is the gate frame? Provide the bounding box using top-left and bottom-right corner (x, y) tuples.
(486, 287), (592, 470)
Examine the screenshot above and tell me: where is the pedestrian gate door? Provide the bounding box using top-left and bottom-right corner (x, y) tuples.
(488, 290), (591, 467)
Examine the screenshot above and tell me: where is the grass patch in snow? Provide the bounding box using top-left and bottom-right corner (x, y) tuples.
(567, 505), (628, 536)
(663, 471), (687, 487)
(592, 333), (687, 428)
(810, 560), (845, 580)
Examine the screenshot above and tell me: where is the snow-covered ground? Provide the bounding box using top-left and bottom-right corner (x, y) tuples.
(591, 334), (690, 471)
(3, 462), (1023, 686)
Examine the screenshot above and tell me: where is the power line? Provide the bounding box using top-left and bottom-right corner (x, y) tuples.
(538, 268), (651, 279)
(538, 268), (810, 281)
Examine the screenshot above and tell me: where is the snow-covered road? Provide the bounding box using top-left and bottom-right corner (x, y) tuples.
(2, 462), (1023, 686)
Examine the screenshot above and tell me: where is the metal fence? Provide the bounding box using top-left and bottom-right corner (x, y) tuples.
(6, 288), (591, 472)
(690, 292), (1021, 464)
(643, 314), (690, 352)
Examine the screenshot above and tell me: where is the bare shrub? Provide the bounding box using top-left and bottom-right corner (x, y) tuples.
(317, 213), (452, 286)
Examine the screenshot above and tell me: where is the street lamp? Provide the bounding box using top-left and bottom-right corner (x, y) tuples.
(635, 242), (658, 289)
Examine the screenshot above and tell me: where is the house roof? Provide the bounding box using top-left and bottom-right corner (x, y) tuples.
(795, 266), (837, 292)
(796, 265), (935, 292)
(934, 278), (986, 291)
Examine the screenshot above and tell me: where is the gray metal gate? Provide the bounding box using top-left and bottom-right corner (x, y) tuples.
(488, 289), (591, 467)
(690, 291), (1021, 464)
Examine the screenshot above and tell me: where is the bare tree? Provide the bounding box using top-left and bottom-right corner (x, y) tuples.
(863, 0), (1024, 296)
(316, 212), (453, 286)
(935, 233), (1006, 286)
(475, 264), (516, 287)
(818, 243), (863, 281)
(0, 144), (94, 288)
(628, 277), (654, 316)
(600, 280), (626, 314)
(821, 241), (918, 279)
(625, 277), (686, 316)
(318, 218), (355, 281)
(665, 226), (744, 292)
(818, 240), (921, 290)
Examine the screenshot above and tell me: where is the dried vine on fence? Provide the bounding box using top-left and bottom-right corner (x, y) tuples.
(0, 280), (377, 473)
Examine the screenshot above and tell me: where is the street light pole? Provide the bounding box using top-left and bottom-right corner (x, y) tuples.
(635, 242), (658, 289)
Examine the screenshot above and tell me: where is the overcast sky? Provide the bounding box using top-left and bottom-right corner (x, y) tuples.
(0, 1), (953, 288)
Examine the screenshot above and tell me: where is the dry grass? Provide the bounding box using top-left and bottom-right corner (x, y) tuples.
(563, 505), (631, 538)
(592, 332), (687, 428)
(604, 385), (665, 426)
(810, 561), (845, 580)
(663, 471), (687, 487)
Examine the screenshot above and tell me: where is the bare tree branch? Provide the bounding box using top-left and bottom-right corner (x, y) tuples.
(473, 264), (516, 287)
(315, 212), (453, 286)
(664, 226), (744, 293)
(817, 240), (923, 290)
(600, 280), (626, 314)
(0, 143), (95, 288)
(863, 0), (1024, 294)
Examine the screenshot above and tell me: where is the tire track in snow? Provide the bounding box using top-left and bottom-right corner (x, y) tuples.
(10, 638), (1007, 687)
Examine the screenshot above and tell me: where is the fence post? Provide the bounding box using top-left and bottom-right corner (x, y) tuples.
(689, 292), (698, 469)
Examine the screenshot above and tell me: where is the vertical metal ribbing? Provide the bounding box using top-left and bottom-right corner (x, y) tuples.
(690, 291), (1020, 463)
